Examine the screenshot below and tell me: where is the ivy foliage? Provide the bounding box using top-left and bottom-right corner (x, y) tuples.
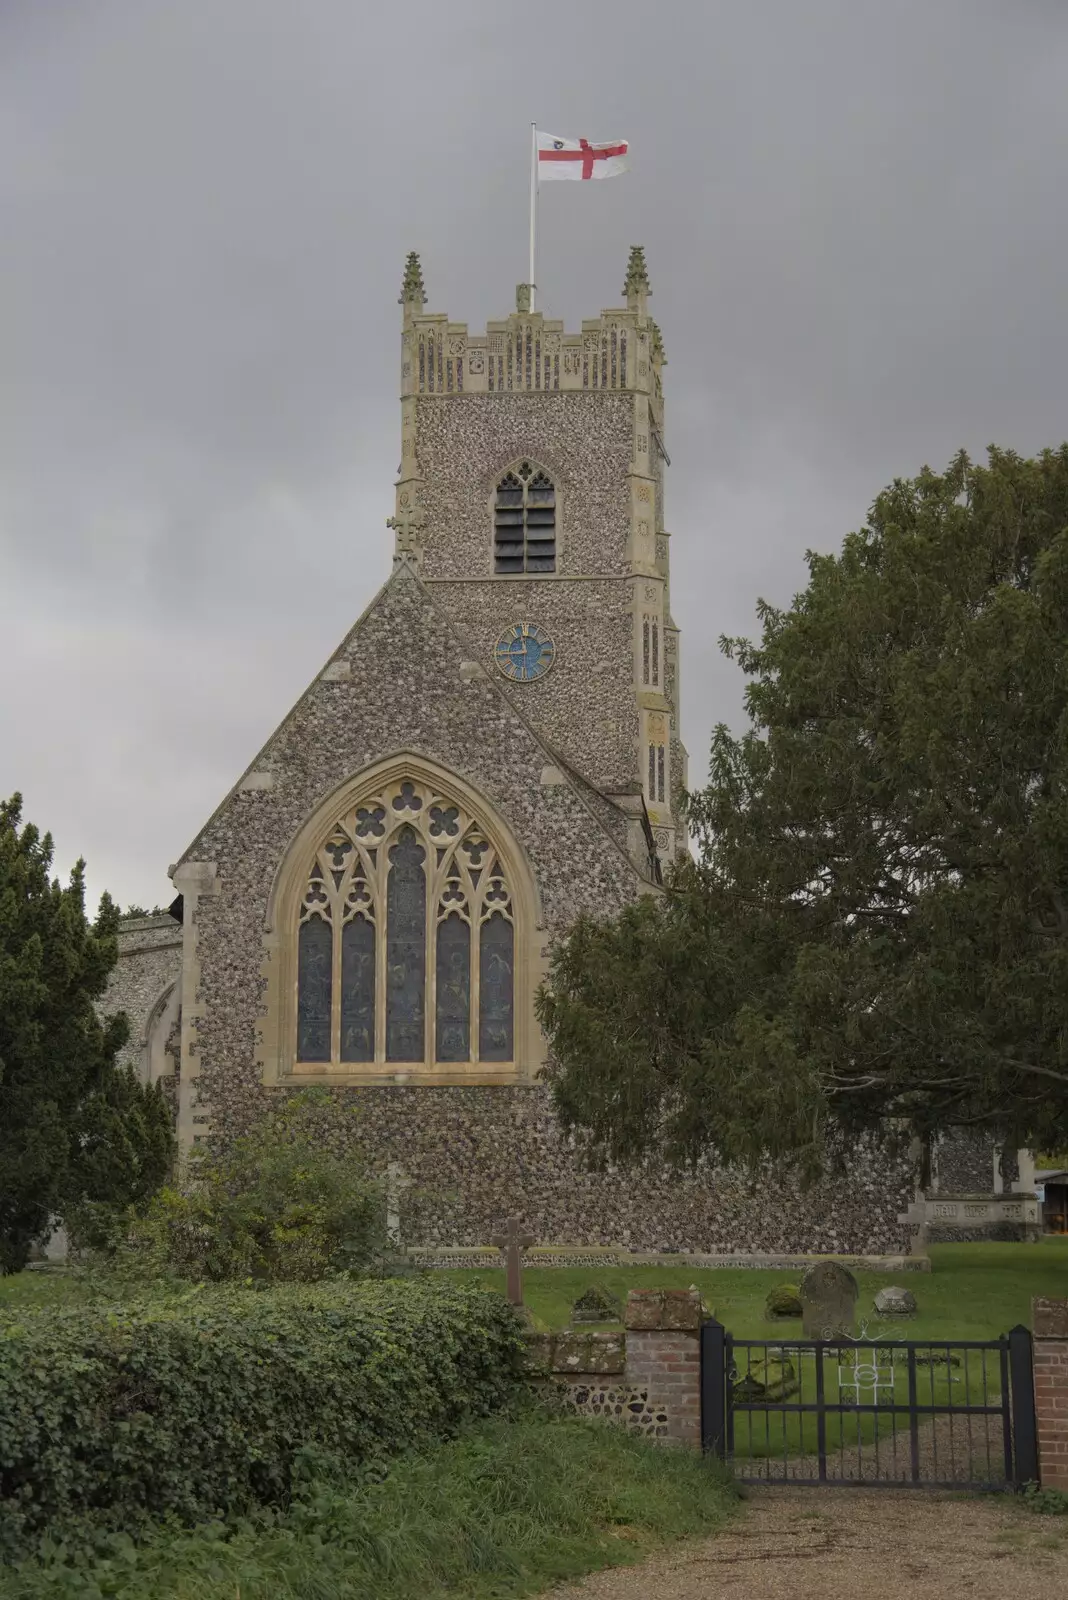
(540, 447), (1068, 1171)
(0, 1278), (526, 1560)
(107, 1089), (388, 1284)
(0, 795), (174, 1274)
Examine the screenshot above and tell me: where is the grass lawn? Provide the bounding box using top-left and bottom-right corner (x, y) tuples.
(3, 1241), (1066, 1338)
(431, 1240), (1068, 1339)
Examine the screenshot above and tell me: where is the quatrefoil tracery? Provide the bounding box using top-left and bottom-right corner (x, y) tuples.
(299, 781), (514, 933)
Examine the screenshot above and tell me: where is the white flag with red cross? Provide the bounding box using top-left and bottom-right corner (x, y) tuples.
(536, 130), (629, 181)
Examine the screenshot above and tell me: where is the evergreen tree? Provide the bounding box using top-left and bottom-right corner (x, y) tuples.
(0, 795), (173, 1272)
(539, 447), (1068, 1173)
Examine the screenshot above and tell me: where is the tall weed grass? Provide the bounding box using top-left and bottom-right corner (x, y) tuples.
(0, 1415), (738, 1599)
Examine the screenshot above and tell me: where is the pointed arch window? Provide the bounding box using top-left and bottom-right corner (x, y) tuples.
(494, 462), (556, 574)
(295, 777), (516, 1069)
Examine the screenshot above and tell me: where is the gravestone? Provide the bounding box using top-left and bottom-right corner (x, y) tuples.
(732, 1352), (799, 1403)
(873, 1285), (917, 1317)
(492, 1217), (534, 1306)
(800, 1261), (859, 1337)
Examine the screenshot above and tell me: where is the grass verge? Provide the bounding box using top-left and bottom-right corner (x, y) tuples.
(0, 1415), (739, 1600)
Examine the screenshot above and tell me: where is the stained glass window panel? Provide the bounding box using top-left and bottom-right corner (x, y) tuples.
(297, 917), (332, 1062)
(340, 916), (375, 1062)
(386, 825), (426, 1061)
(435, 912), (470, 1061)
(479, 912), (514, 1062)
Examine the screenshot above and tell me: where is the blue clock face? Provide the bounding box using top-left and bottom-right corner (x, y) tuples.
(494, 622), (556, 682)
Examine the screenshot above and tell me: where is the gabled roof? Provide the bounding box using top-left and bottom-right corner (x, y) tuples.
(174, 559), (655, 890)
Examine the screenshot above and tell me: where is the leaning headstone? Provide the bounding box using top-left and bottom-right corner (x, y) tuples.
(570, 1285), (623, 1325)
(732, 1353), (799, 1403)
(800, 1261), (859, 1337)
(873, 1285), (918, 1317)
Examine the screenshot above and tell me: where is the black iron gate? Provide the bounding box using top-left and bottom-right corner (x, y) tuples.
(700, 1319), (1037, 1489)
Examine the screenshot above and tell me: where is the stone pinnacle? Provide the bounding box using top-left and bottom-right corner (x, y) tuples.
(399, 251), (426, 308)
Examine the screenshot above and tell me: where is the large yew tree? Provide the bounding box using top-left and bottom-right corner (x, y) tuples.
(539, 447), (1068, 1174)
(0, 795), (173, 1272)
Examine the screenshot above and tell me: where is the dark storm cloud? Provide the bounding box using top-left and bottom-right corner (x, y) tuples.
(3, 0), (1067, 907)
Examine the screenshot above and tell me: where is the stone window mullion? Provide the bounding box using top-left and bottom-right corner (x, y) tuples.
(470, 873), (485, 1065)
(373, 843), (389, 1065)
(426, 853), (437, 1066)
(294, 779), (517, 1076)
(330, 863), (343, 1065)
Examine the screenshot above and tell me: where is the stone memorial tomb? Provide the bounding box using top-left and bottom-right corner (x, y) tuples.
(570, 1285), (623, 1325)
(873, 1285), (917, 1317)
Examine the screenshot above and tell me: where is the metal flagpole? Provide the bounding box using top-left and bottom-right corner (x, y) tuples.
(529, 122), (537, 310)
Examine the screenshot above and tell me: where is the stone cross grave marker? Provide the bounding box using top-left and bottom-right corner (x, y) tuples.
(385, 1163), (412, 1249)
(800, 1261), (859, 1338)
(492, 1217), (535, 1306)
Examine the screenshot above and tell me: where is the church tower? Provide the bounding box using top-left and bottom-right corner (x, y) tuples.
(102, 248), (932, 1257)
(393, 247), (686, 870)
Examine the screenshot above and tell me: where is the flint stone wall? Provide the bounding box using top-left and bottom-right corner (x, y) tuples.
(524, 1290), (703, 1445)
(181, 566), (643, 1109)
(99, 916), (182, 1077)
(210, 1081), (913, 1252)
(119, 564), (918, 1253)
(415, 392), (638, 796)
(933, 1130), (994, 1193)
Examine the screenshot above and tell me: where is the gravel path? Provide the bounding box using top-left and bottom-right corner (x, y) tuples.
(545, 1487), (1068, 1599)
(737, 1411), (1008, 1483)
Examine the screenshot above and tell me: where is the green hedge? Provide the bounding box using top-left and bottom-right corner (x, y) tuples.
(0, 1279), (525, 1560)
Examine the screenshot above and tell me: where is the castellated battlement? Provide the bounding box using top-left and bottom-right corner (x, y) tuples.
(397, 246), (666, 412)
(400, 301), (664, 403)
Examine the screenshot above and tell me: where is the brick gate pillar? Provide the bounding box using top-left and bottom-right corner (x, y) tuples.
(624, 1289), (703, 1447)
(1033, 1297), (1068, 1490)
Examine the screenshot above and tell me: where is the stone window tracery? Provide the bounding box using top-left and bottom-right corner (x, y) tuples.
(494, 462), (556, 574)
(295, 778), (516, 1069)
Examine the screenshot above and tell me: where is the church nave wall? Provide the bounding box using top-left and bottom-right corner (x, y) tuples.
(100, 915), (182, 1081)
(201, 1081), (915, 1256)
(171, 567), (646, 1132)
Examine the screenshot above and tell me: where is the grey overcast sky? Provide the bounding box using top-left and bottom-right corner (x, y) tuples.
(3, 0), (1067, 912)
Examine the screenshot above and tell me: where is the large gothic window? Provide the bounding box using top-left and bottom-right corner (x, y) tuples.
(295, 777), (516, 1068)
(494, 462), (556, 574)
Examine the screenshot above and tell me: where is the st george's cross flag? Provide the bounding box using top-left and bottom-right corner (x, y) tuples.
(536, 130), (629, 181)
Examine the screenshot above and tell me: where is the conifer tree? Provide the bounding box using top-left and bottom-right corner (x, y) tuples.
(0, 795), (173, 1272)
(539, 447), (1068, 1173)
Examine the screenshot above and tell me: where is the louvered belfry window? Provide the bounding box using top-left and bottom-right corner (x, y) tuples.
(494, 462), (556, 574)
